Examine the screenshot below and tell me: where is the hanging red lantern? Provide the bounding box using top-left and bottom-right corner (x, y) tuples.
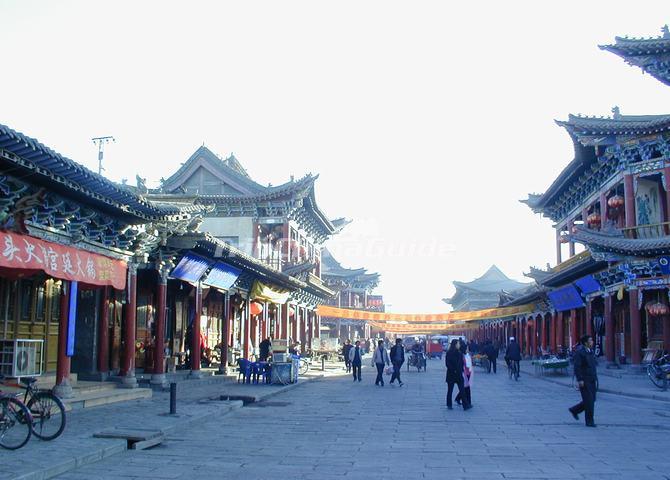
(586, 213), (601, 227)
(646, 301), (669, 316)
(250, 301), (264, 316)
(607, 194), (624, 210)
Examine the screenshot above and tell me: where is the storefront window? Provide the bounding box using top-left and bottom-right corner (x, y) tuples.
(20, 280), (33, 322)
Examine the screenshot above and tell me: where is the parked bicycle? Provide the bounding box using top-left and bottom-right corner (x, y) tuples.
(0, 375), (66, 441)
(0, 385), (32, 450)
(647, 353), (670, 391)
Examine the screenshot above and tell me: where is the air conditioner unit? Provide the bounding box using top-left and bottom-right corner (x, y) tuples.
(0, 339), (43, 378)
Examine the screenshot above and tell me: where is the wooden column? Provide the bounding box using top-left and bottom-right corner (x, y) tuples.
(570, 308), (578, 350)
(281, 305), (288, 341)
(568, 219), (576, 257)
(629, 289), (642, 364)
(585, 299), (593, 337)
(624, 174), (636, 229)
(540, 316), (547, 352)
(242, 298), (251, 359)
(120, 265), (138, 388)
(555, 228), (562, 265)
(218, 292), (231, 375)
(54, 281), (73, 398)
(605, 294), (615, 363)
(151, 270), (168, 386)
(556, 311), (564, 351)
(599, 191), (608, 228)
(531, 317), (538, 358)
(97, 286), (110, 378)
(190, 282), (203, 378)
(550, 313), (557, 353)
(300, 307), (307, 348)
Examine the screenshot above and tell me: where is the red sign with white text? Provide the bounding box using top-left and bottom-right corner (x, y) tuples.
(0, 231), (127, 290)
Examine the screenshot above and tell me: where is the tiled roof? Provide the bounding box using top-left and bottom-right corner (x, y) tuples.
(161, 146), (267, 195)
(451, 265), (529, 294)
(555, 112), (670, 137)
(570, 225), (670, 256)
(599, 25), (670, 86)
(0, 123), (186, 220)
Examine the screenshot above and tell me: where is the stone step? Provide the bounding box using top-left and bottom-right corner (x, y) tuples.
(63, 386), (152, 410)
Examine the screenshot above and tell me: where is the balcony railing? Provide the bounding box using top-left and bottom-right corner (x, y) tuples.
(622, 222), (670, 239)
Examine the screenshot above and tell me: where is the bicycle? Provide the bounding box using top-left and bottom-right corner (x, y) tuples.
(298, 357), (309, 376)
(507, 358), (519, 381)
(0, 388), (32, 450)
(647, 353), (670, 391)
(0, 375), (66, 441)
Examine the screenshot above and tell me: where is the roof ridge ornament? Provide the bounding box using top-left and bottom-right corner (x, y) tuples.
(612, 106), (621, 119)
(663, 25), (670, 39)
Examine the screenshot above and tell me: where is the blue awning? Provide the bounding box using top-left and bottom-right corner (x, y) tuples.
(202, 262), (241, 291)
(574, 275), (601, 295)
(548, 284), (585, 312)
(170, 253), (212, 284)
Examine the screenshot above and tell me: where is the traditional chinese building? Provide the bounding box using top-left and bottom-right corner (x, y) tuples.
(147, 145), (340, 368)
(319, 247), (381, 341)
(480, 26), (670, 365)
(0, 123), (200, 397)
(444, 265), (529, 313)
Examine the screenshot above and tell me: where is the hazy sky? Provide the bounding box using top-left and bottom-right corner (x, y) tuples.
(2, 1), (670, 313)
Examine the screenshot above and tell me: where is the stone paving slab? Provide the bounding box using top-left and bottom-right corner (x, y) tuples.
(51, 358), (670, 480)
(1, 370), (327, 480)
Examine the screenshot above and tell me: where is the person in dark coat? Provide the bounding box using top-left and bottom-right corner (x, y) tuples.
(569, 335), (598, 427)
(348, 340), (363, 382)
(484, 341), (498, 374)
(259, 337), (272, 362)
(389, 338), (405, 386)
(342, 339), (353, 373)
(445, 339), (470, 410)
(505, 337), (521, 377)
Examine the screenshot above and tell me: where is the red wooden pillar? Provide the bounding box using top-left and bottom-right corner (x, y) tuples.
(550, 313), (557, 353)
(557, 311), (564, 350)
(54, 281), (73, 398)
(624, 174), (636, 230)
(120, 266), (138, 387)
(97, 286), (110, 378)
(585, 299), (593, 337)
(570, 308), (578, 350)
(281, 304), (288, 340)
(600, 191), (608, 228)
(190, 282), (203, 377)
(242, 298), (251, 359)
(630, 289), (642, 364)
(307, 311), (314, 349)
(605, 294), (615, 363)
(531, 317), (542, 357)
(300, 307), (307, 348)
(151, 270), (168, 386)
(218, 292), (231, 375)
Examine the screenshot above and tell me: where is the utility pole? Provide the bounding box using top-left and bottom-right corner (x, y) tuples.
(92, 136), (115, 175)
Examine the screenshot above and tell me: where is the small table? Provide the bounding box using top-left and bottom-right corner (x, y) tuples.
(533, 358), (570, 376)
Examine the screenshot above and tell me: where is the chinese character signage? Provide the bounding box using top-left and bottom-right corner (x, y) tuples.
(0, 231), (127, 290)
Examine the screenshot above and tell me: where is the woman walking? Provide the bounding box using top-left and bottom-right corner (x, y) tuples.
(445, 339), (468, 410)
(372, 339), (390, 386)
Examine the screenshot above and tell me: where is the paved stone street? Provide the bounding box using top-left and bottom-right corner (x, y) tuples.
(51, 359), (670, 480)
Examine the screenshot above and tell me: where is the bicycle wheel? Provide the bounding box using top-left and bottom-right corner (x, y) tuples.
(0, 397), (32, 450)
(299, 359), (309, 376)
(647, 364), (666, 389)
(28, 391), (66, 440)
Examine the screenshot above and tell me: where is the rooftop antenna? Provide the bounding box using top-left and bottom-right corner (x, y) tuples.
(92, 136), (115, 175)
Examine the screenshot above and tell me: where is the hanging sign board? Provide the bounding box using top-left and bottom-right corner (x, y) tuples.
(0, 231), (127, 289)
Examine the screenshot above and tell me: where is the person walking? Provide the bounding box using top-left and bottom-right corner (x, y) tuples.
(484, 340), (498, 374)
(349, 340), (363, 382)
(445, 339), (469, 410)
(569, 335), (598, 427)
(342, 339), (353, 373)
(389, 338), (405, 386)
(372, 339), (390, 386)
